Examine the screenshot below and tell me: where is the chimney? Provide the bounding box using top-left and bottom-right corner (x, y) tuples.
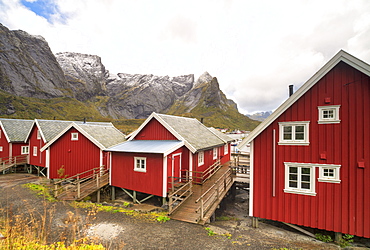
(289, 85), (294, 97)
(83, 118), (86, 124)
(200, 118), (204, 124)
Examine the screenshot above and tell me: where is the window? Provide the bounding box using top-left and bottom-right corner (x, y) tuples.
(284, 163), (316, 196)
(21, 146), (29, 155)
(0, 146), (2, 152)
(37, 130), (41, 140)
(71, 133), (79, 141)
(318, 105), (340, 124)
(134, 157), (146, 172)
(33, 146), (38, 156)
(279, 121), (309, 145)
(224, 143), (228, 155)
(198, 151), (204, 166)
(213, 148), (218, 160)
(318, 164), (341, 183)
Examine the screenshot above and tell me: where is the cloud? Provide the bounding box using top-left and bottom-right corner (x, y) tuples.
(1, 0), (370, 114)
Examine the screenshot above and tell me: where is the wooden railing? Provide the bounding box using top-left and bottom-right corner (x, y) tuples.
(53, 167), (109, 200)
(0, 155), (28, 172)
(191, 159), (221, 184)
(168, 179), (193, 215)
(195, 168), (233, 221)
(231, 165), (250, 175)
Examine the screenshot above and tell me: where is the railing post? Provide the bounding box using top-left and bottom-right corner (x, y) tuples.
(171, 177), (174, 193)
(54, 184), (58, 197)
(77, 175), (81, 199)
(200, 199), (204, 221)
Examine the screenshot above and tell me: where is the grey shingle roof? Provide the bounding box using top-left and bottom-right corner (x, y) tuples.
(77, 123), (126, 149)
(36, 119), (113, 143)
(0, 118), (34, 142)
(208, 127), (234, 143)
(156, 113), (225, 151)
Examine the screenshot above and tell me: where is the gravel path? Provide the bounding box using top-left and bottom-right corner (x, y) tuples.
(0, 174), (346, 249)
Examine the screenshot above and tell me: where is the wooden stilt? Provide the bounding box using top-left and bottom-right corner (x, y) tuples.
(111, 186), (115, 201)
(97, 189), (101, 203)
(133, 190), (136, 203)
(162, 197), (166, 206)
(335, 232), (342, 244)
(252, 217), (259, 228)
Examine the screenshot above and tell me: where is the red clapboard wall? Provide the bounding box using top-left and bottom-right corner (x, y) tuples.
(252, 61), (370, 238)
(48, 128), (105, 179)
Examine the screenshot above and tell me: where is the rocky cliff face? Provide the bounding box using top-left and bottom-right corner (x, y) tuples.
(0, 23), (247, 126)
(0, 24), (70, 99)
(55, 52), (108, 101)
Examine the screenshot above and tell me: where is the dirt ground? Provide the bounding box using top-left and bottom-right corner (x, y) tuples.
(0, 173), (369, 249)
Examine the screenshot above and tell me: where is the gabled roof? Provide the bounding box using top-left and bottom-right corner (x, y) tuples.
(208, 127), (234, 143)
(128, 112), (225, 153)
(0, 118), (34, 143)
(238, 50), (370, 149)
(40, 122), (126, 151)
(107, 140), (184, 156)
(28, 119), (113, 144)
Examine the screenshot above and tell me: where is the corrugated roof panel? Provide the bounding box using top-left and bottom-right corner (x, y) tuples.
(107, 140), (183, 154)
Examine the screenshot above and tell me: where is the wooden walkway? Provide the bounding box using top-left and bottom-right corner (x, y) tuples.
(54, 168), (109, 201)
(0, 155), (28, 173)
(169, 165), (233, 225)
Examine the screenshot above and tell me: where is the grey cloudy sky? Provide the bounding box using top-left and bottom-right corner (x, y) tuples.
(1, 0), (370, 114)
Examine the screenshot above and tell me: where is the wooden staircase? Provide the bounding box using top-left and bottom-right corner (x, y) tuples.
(0, 155), (28, 173)
(169, 163), (234, 225)
(53, 167), (109, 201)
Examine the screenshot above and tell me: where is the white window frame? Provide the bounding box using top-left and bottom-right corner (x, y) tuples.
(318, 105), (340, 124)
(21, 146), (29, 155)
(71, 132), (79, 141)
(37, 130), (41, 140)
(213, 147), (218, 160)
(198, 151), (204, 166)
(134, 157), (146, 172)
(33, 146), (38, 156)
(279, 121), (310, 145)
(284, 162), (316, 196)
(0, 146), (3, 152)
(224, 143), (228, 155)
(318, 164), (341, 183)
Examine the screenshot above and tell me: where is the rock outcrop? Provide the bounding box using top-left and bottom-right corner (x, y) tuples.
(0, 23), (70, 98)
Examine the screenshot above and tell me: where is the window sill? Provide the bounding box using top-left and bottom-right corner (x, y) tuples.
(278, 142), (310, 146)
(318, 120), (341, 124)
(318, 178), (341, 183)
(134, 169), (146, 173)
(284, 189), (316, 196)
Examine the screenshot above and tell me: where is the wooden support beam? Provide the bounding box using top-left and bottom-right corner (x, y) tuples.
(282, 222), (316, 238)
(97, 189), (101, 203)
(111, 186), (115, 201)
(335, 232), (342, 244)
(252, 217), (259, 228)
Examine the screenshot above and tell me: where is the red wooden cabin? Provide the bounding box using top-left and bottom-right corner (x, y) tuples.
(239, 50), (370, 238)
(26, 119), (125, 179)
(0, 118), (33, 160)
(108, 113), (232, 199)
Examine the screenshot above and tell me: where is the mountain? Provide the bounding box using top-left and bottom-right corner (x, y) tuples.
(247, 111), (272, 121)
(0, 23), (259, 131)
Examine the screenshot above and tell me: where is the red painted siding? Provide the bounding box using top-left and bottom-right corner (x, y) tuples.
(12, 143), (29, 157)
(48, 128), (101, 179)
(28, 126), (46, 167)
(110, 152), (164, 197)
(252, 62), (370, 238)
(0, 128), (10, 158)
(135, 119), (177, 140)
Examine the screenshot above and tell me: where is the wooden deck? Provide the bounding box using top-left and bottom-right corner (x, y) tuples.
(169, 165), (233, 225)
(0, 155), (28, 173)
(54, 167), (109, 201)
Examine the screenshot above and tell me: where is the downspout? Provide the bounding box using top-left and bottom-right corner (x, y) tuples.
(163, 155), (168, 197)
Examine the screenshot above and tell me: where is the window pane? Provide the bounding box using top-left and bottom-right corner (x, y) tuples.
(301, 167), (310, 174)
(301, 182), (310, 189)
(295, 126), (305, 140)
(283, 126), (292, 140)
(289, 167), (298, 173)
(301, 175), (310, 182)
(289, 181), (298, 188)
(289, 174), (298, 180)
